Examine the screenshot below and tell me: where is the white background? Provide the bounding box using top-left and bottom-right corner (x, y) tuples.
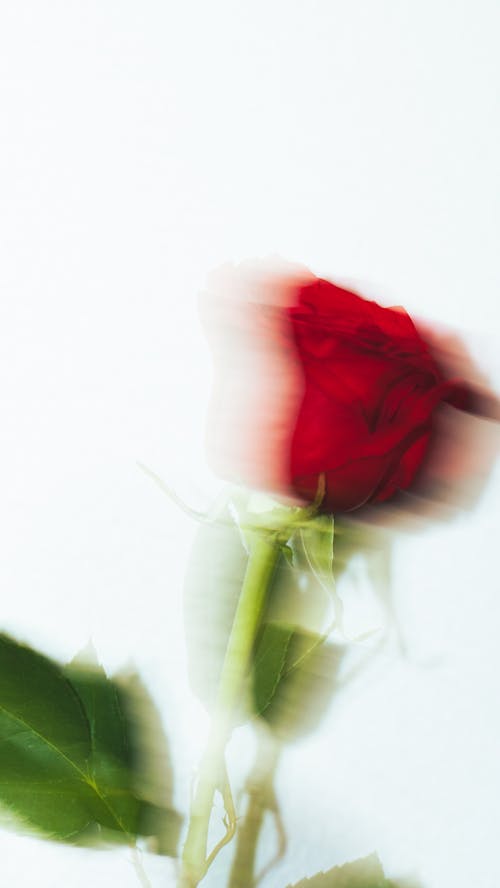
(0, 1), (499, 886)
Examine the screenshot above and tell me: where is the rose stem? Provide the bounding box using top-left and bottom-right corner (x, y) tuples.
(178, 532), (280, 887)
(228, 727), (282, 888)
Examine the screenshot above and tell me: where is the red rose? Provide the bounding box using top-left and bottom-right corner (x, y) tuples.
(288, 278), (480, 512)
(204, 262), (494, 514)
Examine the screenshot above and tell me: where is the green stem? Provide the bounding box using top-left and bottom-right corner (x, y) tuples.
(178, 532), (280, 887)
(228, 728), (282, 888)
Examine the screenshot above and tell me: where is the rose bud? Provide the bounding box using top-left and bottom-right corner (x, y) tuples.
(202, 261), (498, 515)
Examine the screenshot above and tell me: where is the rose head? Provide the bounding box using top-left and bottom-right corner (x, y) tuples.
(204, 263), (494, 514)
(288, 278), (476, 512)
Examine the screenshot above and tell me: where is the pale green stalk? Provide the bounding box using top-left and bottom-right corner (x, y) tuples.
(178, 532), (280, 887)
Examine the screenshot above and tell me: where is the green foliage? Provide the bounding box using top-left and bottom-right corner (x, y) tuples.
(286, 853), (389, 887)
(251, 622), (341, 741)
(0, 634), (181, 854)
(184, 498), (342, 739)
(295, 514), (335, 580)
(251, 622), (295, 715)
(183, 501), (249, 711)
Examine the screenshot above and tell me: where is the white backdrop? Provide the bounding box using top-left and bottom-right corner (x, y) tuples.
(0, 1), (499, 886)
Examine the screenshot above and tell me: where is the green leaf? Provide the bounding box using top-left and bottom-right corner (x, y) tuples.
(286, 853), (389, 887)
(251, 622), (342, 742)
(0, 633), (96, 839)
(252, 623), (294, 716)
(183, 501), (249, 710)
(0, 635), (181, 854)
(64, 659), (182, 856)
(300, 514), (335, 579)
(289, 515), (334, 579)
